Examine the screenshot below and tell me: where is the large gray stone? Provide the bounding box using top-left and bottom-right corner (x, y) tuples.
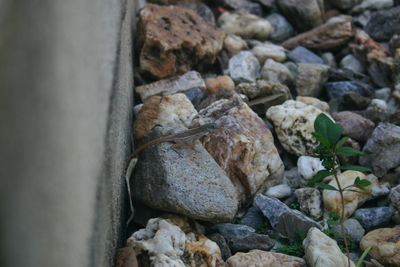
(288, 46), (324, 64)
(332, 218), (365, 243)
(353, 207), (395, 231)
(229, 51), (260, 83)
(266, 13), (295, 42)
(365, 6), (400, 41)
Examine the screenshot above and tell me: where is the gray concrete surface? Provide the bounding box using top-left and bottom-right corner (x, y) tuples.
(0, 0), (140, 266)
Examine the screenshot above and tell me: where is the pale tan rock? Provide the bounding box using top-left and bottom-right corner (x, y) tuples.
(192, 94), (284, 203)
(236, 79), (292, 100)
(360, 228), (400, 266)
(251, 42), (287, 64)
(226, 249), (306, 267)
(205, 75), (235, 94)
(303, 227), (355, 267)
(266, 100), (329, 156)
(224, 34), (248, 57)
(133, 94), (197, 139)
(323, 171), (372, 220)
(296, 96), (330, 113)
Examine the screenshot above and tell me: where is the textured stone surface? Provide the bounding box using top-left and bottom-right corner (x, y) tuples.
(223, 34), (248, 57)
(226, 250), (306, 267)
(266, 100), (328, 156)
(276, 0), (325, 32)
(207, 233), (232, 261)
(261, 59), (293, 85)
(236, 80), (292, 101)
(365, 6), (400, 41)
(205, 75), (235, 95)
(266, 13), (295, 42)
(218, 12), (272, 40)
(360, 228), (400, 266)
(353, 207), (395, 231)
(295, 63), (329, 97)
(324, 81), (373, 99)
(296, 96), (330, 113)
(303, 228), (356, 267)
(360, 123), (400, 177)
(192, 95), (284, 203)
(265, 184), (292, 199)
(323, 171), (372, 219)
(295, 188), (323, 220)
(136, 71), (206, 101)
(332, 111), (375, 142)
(251, 43), (287, 64)
(283, 16), (354, 50)
(287, 46), (324, 64)
(340, 54), (364, 73)
(229, 51), (260, 83)
(217, 0), (263, 15)
(351, 0), (394, 13)
(390, 185), (400, 211)
(239, 206), (266, 230)
(297, 156), (324, 186)
(331, 218), (365, 243)
(137, 4), (224, 79)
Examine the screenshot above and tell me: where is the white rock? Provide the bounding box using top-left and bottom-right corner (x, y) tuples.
(295, 188), (323, 220)
(303, 227), (356, 267)
(297, 156), (324, 185)
(368, 98), (388, 113)
(261, 59), (292, 84)
(224, 34), (248, 56)
(251, 42), (287, 64)
(265, 184), (292, 199)
(296, 96), (330, 113)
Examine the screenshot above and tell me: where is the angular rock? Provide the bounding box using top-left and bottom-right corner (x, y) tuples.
(297, 156), (324, 186)
(265, 184), (292, 199)
(360, 228), (400, 266)
(226, 250), (306, 267)
(207, 233), (232, 261)
(135, 71), (206, 101)
(322, 52), (337, 68)
(229, 51), (260, 83)
(254, 194), (322, 240)
(330, 0), (361, 9)
(390, 185), (400, 211)
(223, 34), (248, 57)
(296, 96), (330, 113)
(205, 75), (235, 95)
(296, 63), (329, 97)
(184, 233), (226, 266)
(283, 16), (354, 50)
(115, 247), (139, 267)
(365, 6), (400, 41)
(218, 12), (272, 40)
(331, 218), (365, 243)
(303, 227), (356, 267)
(266, 100), (328, 156)
(184, 87), (207, 107)
(341, 91), (371, 110)
(137, 4), (224, 79)
(295, 188), (323, 220)
(251, 43), (287, 64)
(192, 94), (284, 203)
(324, 81), (374, 99)
(276, 0), (325, 32)
(331, 111), (375, 142)
(353, 207), (395, 231)
(266, 13), (295, 42)
(323, 170), (372, 220)
(218, 0), (263, 15)
(236, 80), (292, 100)
(239, 206), (266, 230)
(261, 59), (293, 85)
(287, 46), (324, 64)
(340, 54), (364, 74)
(360, 123), (400, 177)
(351, 0), (394, 14)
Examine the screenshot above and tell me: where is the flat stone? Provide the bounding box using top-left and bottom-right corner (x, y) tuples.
(324, 81), (374, 99)
(331, 111), (375, 142)
(287, 46), (324, 64)
(353, 207), (395, 231)
(295, 63), (329, 97)
(229, 51), (260, 83)
(295, 187), (323, 220)
(135, 71), (206, 101)
(251, 42), (287, 64)
(360, 123), (400, 177)
(360, 228), (400, 266)
(261, 59), (293, 85)
(239, 206), (266, 230)
(340, 54), (364, 74)
(266, 13), (295, 42)
(265, 184), (292, 199)
(331, 218), (365, 243)
(137, 4), (224, 79)
(226, 250), (306, 267)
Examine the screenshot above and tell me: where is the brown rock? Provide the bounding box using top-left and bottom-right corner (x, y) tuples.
(282, 16), (354, 50)
(235, 80), (292, 100)
(360, 228), (400, 266)
(205, 75), (235, 94)
(192, 94), (284, 203)
(226, 250), (306, 267)
(115, 247), (138, 267)
(137, 4), (224, 79)
(184, 234), (225, 267)
(332, 111), (375, 142)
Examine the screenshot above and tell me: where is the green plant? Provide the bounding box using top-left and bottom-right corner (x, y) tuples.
(356, 246), (372, 267)
(276, 242), (305, 258)
(289, 203), (300, 210)
(308, 113), (372, 267)
(255, 221), (269, 234)
(322, 229), (357, 253)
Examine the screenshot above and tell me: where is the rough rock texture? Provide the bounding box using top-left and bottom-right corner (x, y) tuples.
(115, 247), (139, 267)
(331, 111), (375, 142)
(217, 0), (263, 15)
(366, 7), (400, 41)
(135, 71), (206, 101)
(254, 194), (322, 240)
(236, 80), (292, 100)
(239, 206), (266, 229)
(324, 81), (373, 99)
(261, 59), (293, 85)
(283, 16), (354, 50)
(266, 13), (295, 42)
(297, 156), (324, 186)
(295, 188), (323, 220)
(295, 63), (329, 97)
(287, 46), (324, 64)
(353, 207), (395, 231)
(360, 123), (400, 177)
(226, 250), (306, 267)
(390, 185), (400, 211)
(207, 233), (232, 261)
(218, 12), (272, 40)
(296, 96), (330, 113)
(205, 75), (235, 95)
(251, 43), (287, 64)
(223, 34), (248, 57)
(331, 218), (365, 243)
(184, 232), (225, 266)
(303, 228), (356, 267)
(266, 100), (328, 156)
(351, 0), (394, 13)
(229, 51), (261, 83)
(137, 4), (224, 79)
(276, 0), (325, 32)
(360, 228), (400, 266)
(323, 171), (372, 219)
(192, 95), (284, 203)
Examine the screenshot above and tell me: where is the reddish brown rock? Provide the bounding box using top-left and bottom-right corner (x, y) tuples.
(205, 75), (235, 94)
(137, 4), (224, 79)
(332, 111), (375, 142)
(282, 16), (354, 50)
(115, 247), (138, 267)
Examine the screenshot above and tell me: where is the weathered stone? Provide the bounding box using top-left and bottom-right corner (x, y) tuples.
(248, 94), (288, 116)
(223, 34), (248, 56)
(295, 188), (323, 220)
(296, 63), (329, 97)
(353, 207), (395, 231)
(332, 111), (375, 142)
(390, 185), (400, 211)
(287, 46), (324, 64)
(184, 232), (225, 266)
(184, 87), (207, 107)
(374, 87), (391, 102)
(303, 227), (356, 267)
(331, 218), (365, 243)
(297, 156), (324, 186)
(218, 0), (263, 15)
(360, 123), (400, 177)
(205, 75), (235, 95)
(340, 54), (364, 73)
(322, 52), (337, 68)
(236, 80), (292, 101)
(330, 0), (361, 9)
(324, 81), (374, 99)
(365, 6), (400, 42)
(135, 71), (206, 101)
(239, 206), (266, 230)
(266, 13), (295, 42)
(207, 233), (232, 261)
(341, 91), (371, 110)
(226, 250), (306, 267)
(137, 4), (224, 79)
(265, 184), (292, 199)
(192, 95), (284, 203)
(255, 194), (322, 240)
(323, 171), (372, 220)
(251, 43), (287, 64)
(296, 96), (330, 113)
(351, 0), (394, 14)
(115, 247), (139, 267)
(261, 59), (293, 85)
(229, 51), (260, 83)
(218, 12), (272, 40)
(266, 100), (328, 156)
(283, 16), (354, 50)
(276, 0), (325, 32)
(360, 228), (400, 266)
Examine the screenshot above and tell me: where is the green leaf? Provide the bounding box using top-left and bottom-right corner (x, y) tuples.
(336, 146), (363, 156)
(312, 132), (330, 147)
(307, 170), (332, 186)
(329, 211), (340, 220)
(327, 219), (340, 225)
(340, 165), (371, 172)
(335, 136), (349, 149)
(313, 113), (343, 145)
(353, 177), (372, 193)
(316, 183), (338, 191)
(356, 246), (372, 267)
